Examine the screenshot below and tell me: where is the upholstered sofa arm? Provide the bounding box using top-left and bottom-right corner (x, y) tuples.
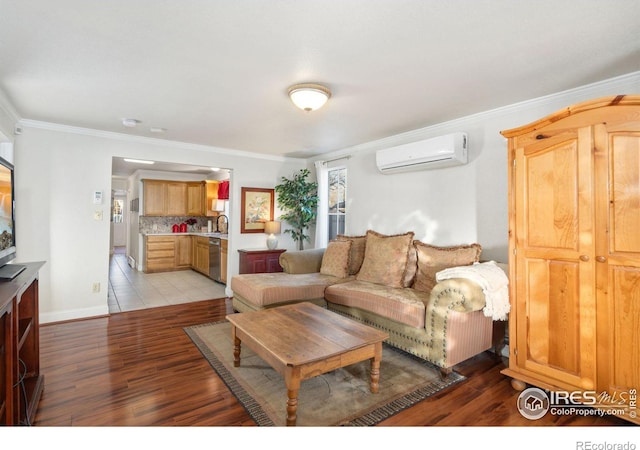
(279, 248), (326, 274)
(423, 277), (492, 369)
(428, 278), (486, 313)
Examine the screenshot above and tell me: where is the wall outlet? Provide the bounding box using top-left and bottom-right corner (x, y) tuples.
(94, 210), (103, 221)
(92, 282), (100, 293)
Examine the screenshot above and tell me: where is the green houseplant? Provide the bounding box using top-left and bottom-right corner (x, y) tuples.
(274, 169), (319, 250)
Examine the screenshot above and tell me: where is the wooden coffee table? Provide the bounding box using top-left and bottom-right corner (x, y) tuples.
(226, 302), (389, 426)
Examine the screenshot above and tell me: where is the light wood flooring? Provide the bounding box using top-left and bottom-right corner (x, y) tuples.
(35, 298), (632, 431)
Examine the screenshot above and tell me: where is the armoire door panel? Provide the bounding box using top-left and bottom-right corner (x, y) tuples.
(607, 262), (640, 392)
(521, 139), (579, 250)
(524, 259), (583, 374)
(609, 134), (640, 254)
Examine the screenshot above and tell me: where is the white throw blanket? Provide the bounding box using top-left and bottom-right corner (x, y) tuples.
(436, 261), (510, 321)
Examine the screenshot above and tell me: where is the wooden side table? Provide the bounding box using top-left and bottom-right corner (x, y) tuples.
(238, 248), (286, 274)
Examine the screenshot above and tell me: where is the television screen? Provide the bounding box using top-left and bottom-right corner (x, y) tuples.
(0, 156), (15, 266)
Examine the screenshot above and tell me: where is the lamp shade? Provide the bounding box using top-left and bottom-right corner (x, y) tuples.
(212, 199), (225, 211)
(264, 221), (281, 235)
(288, 83), (331, 111)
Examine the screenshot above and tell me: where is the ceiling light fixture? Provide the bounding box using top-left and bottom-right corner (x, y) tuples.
(288, 83), (331, 112)
(124, 158), (154, 165)
(121, 118), (140, 128)
(149, 127), (166, 133)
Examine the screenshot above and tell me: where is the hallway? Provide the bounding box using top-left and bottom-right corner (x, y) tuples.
(108, 247), (227, 313)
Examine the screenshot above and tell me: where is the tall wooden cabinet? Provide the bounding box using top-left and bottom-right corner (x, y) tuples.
(501, 96), (640, 424)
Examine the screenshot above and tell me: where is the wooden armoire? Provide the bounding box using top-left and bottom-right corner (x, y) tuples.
(501, 95), (639, 424)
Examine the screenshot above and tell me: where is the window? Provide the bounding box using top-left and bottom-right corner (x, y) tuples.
(327, 167), (346, 240)
(112, 198), (124, 223)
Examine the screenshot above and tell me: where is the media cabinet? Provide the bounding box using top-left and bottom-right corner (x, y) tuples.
(0, 261), (45, 425)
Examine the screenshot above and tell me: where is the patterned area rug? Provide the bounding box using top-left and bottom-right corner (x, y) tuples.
(185, 320), (465, 426)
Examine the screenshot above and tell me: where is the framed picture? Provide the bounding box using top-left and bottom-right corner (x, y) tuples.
(241, 187), (274, 233)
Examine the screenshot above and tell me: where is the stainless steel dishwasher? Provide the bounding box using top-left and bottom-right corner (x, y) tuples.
(208, 237), (221, 282)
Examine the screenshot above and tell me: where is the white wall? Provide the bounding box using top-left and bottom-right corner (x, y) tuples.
(5, 71), (640, 324)
(13, 125), (305, 323)
(309, 72), (640, 263)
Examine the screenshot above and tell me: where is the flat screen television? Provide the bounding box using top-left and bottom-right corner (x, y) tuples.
(0, 156), (24, 280)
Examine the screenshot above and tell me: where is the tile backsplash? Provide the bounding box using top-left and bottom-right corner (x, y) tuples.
(139, 216), (218, 234)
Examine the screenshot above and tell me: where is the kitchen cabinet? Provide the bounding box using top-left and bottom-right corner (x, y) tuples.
(220, 239), (228, 284)
(175, 235), (192, 269)
(143, 180), (199, 216)
(186, 181), (206, 216)
(143, 180), (166, 216)
(145, 235), (177, 272)
(205, 181), (219, 217)
(166, 182), (187, 216)
(192, 236), (210, 276)
(238, 249), (286, 274)
(501, 95), (640, 424)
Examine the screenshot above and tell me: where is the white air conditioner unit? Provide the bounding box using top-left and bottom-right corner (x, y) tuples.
(375, 132), (468, 174)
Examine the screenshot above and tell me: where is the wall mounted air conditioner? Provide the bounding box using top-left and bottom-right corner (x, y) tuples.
(375, 132), (468, 174)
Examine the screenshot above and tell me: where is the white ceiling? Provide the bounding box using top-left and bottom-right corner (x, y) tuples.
(1, 1), (639, 175)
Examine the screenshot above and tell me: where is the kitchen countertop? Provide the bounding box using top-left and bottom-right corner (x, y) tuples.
(143, 232), (228, 239)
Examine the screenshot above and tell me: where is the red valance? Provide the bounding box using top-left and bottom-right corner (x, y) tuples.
(218, 180), (229, 200)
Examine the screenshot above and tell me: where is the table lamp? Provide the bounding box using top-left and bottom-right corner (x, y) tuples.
(264, 221), (281, 249)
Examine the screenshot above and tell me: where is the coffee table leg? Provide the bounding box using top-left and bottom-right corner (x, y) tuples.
(370, 342), (383, 393)
(231, 325), (241, 367)
(285, 368), (301, 426)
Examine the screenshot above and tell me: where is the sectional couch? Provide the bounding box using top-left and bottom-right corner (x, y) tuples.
(230, 230), (508, 373)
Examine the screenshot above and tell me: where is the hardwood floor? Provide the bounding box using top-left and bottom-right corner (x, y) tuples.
(35, 298), (632, 429)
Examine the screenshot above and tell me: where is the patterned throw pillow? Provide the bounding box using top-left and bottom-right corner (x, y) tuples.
(412, 242), (482, 293)
(356, 230), (415, 288)
(336, 234), (367, 275)
(320, 240), (353, 278)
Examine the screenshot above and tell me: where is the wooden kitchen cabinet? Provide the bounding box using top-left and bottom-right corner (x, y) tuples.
(175, 235), (192, 269)
(165, 182), (187, 216)
(142, 180), (166, 216)
(143, 180), (191, 216)
(501, 96), (640, 424)
(186, 181), (206, 216)
(192, 236), (210, 276)
(238, 249), (286, 274)
(145, 235), (177, 272)
(220, 239), (228, 284)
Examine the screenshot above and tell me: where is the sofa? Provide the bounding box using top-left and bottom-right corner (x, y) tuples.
(230, 230), (508, 373)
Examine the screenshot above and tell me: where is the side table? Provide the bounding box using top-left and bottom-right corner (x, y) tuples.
(238, 248), (286, 274)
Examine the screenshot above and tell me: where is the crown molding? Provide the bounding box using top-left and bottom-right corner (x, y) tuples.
(17, 118), (293, 163)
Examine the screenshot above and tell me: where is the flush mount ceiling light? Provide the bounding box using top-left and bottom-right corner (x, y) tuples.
(288, 83), (331, 112)
(121, 118), (140, 128)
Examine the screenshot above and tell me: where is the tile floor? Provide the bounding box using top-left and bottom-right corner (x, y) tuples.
(108, 247), (228, 314)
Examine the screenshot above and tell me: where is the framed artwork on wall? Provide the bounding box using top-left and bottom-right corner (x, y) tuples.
(240, 187), (274, 233)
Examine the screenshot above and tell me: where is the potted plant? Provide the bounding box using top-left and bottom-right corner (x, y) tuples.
(274, 169), (318, 250)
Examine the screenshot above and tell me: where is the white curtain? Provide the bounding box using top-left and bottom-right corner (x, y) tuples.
(314, 160), (328, 249)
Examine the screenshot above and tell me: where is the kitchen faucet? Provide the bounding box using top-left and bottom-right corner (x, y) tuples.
(216, 215), (228, 233)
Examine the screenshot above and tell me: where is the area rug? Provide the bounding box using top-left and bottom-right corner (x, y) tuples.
(184, 320), (465, 426)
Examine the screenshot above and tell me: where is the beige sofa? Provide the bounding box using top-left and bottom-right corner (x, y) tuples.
(230, 230), (506, 373)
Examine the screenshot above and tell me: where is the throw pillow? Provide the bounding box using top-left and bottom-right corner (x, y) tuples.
(320, 240), (352, 278)
(403, 245), (418, 287)
(356, 230), (415, 288)
(412, 241), (482, 293)
(336, 234), (367, 275)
